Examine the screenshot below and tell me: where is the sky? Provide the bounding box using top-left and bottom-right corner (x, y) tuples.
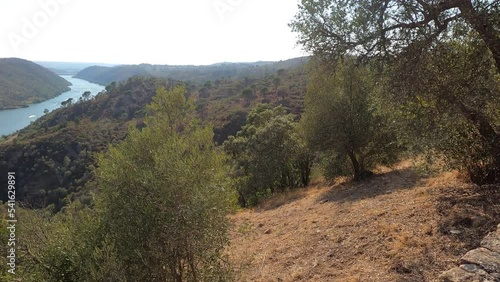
(0, 0), (308, 65)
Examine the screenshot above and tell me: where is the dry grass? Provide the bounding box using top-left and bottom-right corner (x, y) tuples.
(227, 161), (500, 281)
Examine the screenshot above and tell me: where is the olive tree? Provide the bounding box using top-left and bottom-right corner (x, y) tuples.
(385, 39), (500, 183)
(291, 0), (500, 71)
(301, 60), (399, 180)
(96, 86), (235, 281)
(224, 104), (312, 206)
(291, 0), (500, 183)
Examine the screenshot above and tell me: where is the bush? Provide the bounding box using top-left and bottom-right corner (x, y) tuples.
(224, 104), (312, 206)
(302, 60), (400, 180)
(96, 86), (236, 281)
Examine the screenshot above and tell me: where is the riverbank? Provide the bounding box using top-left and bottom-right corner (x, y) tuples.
(0, 75), (104, 136)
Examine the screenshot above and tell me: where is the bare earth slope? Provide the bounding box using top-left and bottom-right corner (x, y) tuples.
(228, 162), (500, 282)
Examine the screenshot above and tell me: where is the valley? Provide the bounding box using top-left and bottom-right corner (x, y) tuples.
(0, 1), (499, 281)
(0, 58), (71, 110)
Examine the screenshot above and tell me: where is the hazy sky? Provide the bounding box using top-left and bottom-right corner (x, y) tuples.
(0, 0), (307, 65)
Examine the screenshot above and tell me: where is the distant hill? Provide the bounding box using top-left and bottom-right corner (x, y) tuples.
(74, 57), (309, 85)
(0, 65), (307, 211)
(0, 58), (71, 109)
(35, 61), (117, 75)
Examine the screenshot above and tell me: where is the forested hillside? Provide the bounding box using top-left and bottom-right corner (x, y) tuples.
(1, 1), (499, 281)
(0, 58), (71, 109)
(74, 57), (309, 85)
(0, 66), (306, 211)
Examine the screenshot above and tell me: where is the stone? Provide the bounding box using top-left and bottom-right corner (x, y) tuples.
(440, 224), (500, 281)
(481, 232), (500, 253)
(460, 264), (489, 276)
(461, 247), (500, 274)
(461, 263), (483, 273)
(439, 267), (496, 282)
(450, 229), (462, 235)
(264, 229), (272, 234)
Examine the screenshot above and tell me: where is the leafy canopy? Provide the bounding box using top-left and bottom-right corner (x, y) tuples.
(291, 0), (500, 71)
(96, 85), (236, 281)
(224, 104), (312, 206)
(302, 60), (399, 180)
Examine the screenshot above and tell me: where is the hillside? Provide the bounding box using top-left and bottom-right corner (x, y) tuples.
(35, 61), (117, 75)
(228, 162), (500, 281)
(0, 58), (71, 109)
(0, 66), (307, 210)
(74, 57), (309, 85)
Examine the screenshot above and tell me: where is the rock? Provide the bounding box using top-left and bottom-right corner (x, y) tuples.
(450, 229), (462, 235)
(481, 232), (500, 253)
(439, 267), (496, 282)
(440, 224), (500, 281)
(257, 223), (264, 228)
(461, 247), (500, 274)
(264, 229), (272, 234)
(460, 263), (489, 275)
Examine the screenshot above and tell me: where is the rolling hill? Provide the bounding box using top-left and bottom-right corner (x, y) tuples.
(35, 61), (117, 75)
(0, 58), (71, 109)
(0, 64), (307, 211)
(74, 57), (309, 85)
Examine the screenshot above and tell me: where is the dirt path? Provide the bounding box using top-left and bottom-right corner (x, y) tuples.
(228, 162), (500, 281)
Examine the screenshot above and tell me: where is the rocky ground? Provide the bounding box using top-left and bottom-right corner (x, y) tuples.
(440, 223), (500, 281)
(228, 162), (500, 281)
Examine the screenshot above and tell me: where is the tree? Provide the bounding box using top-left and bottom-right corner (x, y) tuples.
(291, 0), (500, 183)
(291, 0), (500, 71)
(61, 98), (73, 107)
(81, 91), (91, 101)
(302, 60), (399, 180)
(224, 104), (313, 206)
(96, 86), (235, 281)
(277, 88), (287, 102)
(241, 87), (255, 101)
(260, 86), (269, 97)
(384, 39), (500, 183)
(17, 202), (104, 281)
(272, 77), (281, 94)
(105, 81), (116, 92)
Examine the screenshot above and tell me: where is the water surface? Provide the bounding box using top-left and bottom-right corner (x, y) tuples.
(0, 75), (105, 136)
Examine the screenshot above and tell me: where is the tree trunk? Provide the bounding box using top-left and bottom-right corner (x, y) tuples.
(452, 99), (500, 183)
(347, 150), (362, 180)
(459, 0), (500, 74)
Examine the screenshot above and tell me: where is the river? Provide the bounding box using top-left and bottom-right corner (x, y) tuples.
(0, 75), (105, 137)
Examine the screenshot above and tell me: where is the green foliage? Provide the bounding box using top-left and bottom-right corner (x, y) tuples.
(290, 0), (500, 71)
(384, 39), (500, 183)
(16, 202), (102, 281)
(96, 86), (235, 281)
(224, 104), (313, 206)
(291, 0), (500, 184)
(0, 65), (308, 211)
(301, 60), (399, 180)
(0, 58), (71, 109)
(75, 57), (309, 86)
(241, 88), (255, 100)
